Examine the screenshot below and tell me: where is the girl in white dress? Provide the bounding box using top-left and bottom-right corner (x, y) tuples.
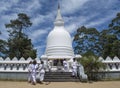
(39, 61), (45, 84)
(72, 58), (78, 77)
(63, 59), (69, 72)
(31, 60), (38, 85)
(28, 61), (32, 83)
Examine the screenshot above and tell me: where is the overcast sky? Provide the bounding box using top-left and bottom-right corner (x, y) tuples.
(0, 0), (120, 58)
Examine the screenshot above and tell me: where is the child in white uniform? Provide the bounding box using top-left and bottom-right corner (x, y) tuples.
(31, 60), (38, 85)
(63, 59), (69, 72)
(28, 61), (32, 83)
(72, 58), (78, 77)
(39, 61), (45, 84)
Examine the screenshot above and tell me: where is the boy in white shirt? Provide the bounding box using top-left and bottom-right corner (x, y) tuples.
(31, 60), (38, 85)
(28, 61), (32, 83)
(39, 61), (45, 84)
(63, 59), (69, 72)
(72, 58), (78, 77)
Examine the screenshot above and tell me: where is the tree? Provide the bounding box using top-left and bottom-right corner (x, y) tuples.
(109, 12), (120, 39)
(100, 12), (120, 58)
(6, 13), (32, 38)
(78, 53), (105, 80)
(73, 26), (101, 56)
(5, 13), (36, 59)
(102, 34), (118, 58)
(0, 31), (8, 58)
(112, 40), (120, 57)
(108, 12), (120, 58)
(0, 39), (8, 58)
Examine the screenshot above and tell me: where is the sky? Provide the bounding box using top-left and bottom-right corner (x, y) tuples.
(0, 0), (120, 58)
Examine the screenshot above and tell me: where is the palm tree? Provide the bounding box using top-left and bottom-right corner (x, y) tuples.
(78, 54), (105, 80)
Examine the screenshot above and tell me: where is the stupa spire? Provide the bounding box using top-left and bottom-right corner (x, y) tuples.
(58, 3), (60, 9)
(54, 3), (64, 26)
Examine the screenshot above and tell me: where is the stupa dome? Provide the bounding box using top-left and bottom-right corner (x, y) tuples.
(45, 5), (74, 58)
(47, 26), (72, 47)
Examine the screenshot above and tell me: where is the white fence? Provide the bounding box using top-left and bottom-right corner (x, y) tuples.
(0, 56), (120, 80)
(0, 57), (40, 72)
(99, 56), (120, 71)
(0, 56), (120, 72)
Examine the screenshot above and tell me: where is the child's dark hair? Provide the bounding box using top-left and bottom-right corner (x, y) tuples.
(29, 61), (32, 64)
(64, 59), (66, 61)
(41, 61), (44, 64)
(33, 60), (37, 65)
(73, 58), (76, 61)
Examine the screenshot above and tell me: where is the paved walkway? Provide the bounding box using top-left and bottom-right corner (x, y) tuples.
(0, 81), (120, 88)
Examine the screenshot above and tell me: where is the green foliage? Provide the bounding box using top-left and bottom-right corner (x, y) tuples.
(100, 12), (120, 58)
(5, 13), (32, 38)
(79, 53), (105, 80)
(7, 34), (36, 59)
(5, 13), (36, 60)
(109, 12), (120, 35)
(73, 12), (120, 58)
(73, 26), (101, 56)
(0, 39), (8, 57)
(101, 34), (118, 58)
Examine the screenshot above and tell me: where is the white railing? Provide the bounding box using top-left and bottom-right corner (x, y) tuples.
(99, 56), (120, 71)
(0, 56), (120, 72)
(0, 57), (40, 72)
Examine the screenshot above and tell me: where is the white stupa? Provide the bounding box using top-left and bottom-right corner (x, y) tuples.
(46, 5), (74, 59)
(41, 5), (81, 70)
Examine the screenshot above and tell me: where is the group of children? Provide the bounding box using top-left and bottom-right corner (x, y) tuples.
(28, 58), (78, 85)
(63, 58), (78, 77)
(28, 60), (45, 85)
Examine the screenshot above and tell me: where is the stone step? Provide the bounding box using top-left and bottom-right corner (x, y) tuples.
(45, 72), (72, 75)
(44, 72), (80, 82)
(45, 75), (72, 78)
(45, 74), (72, 76)
(44, 79), (80, 82)
(45, 76), (74, 79)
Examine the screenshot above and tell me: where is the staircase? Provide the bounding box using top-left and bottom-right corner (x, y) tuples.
(44, 72), (80, 82)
